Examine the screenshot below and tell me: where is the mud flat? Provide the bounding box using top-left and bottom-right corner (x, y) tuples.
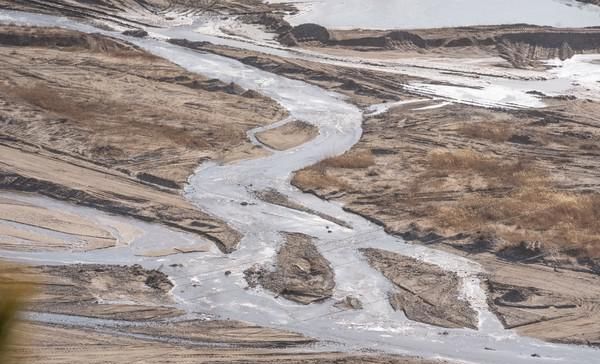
(482, 255), (600, 346)
(0, 25), (287, 252)
(8, 321), (443, 364)
(168, 39), (415, 106)
(290, 80), (600, 344)
(3, 4), (600, 363)
(245, 233), (335, 304)
(0, 262), (183, 321)
(0, 196), (116, 252)
(255, 120), (319, 151)
(361, 248), (478, 329)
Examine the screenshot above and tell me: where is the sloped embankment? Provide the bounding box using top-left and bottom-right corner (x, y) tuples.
(282, 24), (600, 68)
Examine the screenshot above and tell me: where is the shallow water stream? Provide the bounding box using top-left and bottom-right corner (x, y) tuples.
(1, 10), (599, 363)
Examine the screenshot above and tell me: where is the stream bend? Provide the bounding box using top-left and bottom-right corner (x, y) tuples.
(1, 10), (599, 364)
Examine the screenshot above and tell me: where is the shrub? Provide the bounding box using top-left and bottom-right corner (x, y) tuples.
(292, 168), (347, 191)
(319, 150), (375, 169)
(8, 83), (86, 119)
(457, 122), (513, 142)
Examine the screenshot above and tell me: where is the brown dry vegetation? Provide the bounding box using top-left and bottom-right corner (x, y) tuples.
(292, 167), (348, 191)
(292, 151), (374, 192)
(420, 149), (600, 258)
(6, 83), (123, 122)
(289, 98), (600, 344)
(293, 99), (600, 265)
(457, 122), (513, 143)
(320, 150), (375, 169)
(424, 149), (530, 183)
(0, 26), (287, 252)
(176, 31), (600, 266)
(0, 25), (286, 186)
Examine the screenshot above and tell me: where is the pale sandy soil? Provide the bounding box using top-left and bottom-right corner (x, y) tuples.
(0, 196), (116, 252)
(0, 25), (287, 253)
(256, 120), (319, 151)
(0, 262), (183, 321)
(2, 0), (600, 355)
(116, 319), (314, 346)
(7, 321), (443, 364)
(0, 143), (242, 252)
(479, 252), (600, 345)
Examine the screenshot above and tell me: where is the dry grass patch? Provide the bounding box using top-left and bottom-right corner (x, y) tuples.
(6, 83), (239, 151)
(127, 119), (218, 150)
(427, 149), (498, 171)
(292, 150), (374, 192)
(106, 49), (160, 61)
(292, 168), (348, 191)
(5, 83), (125, 122)
(319, 150), (375, 169)
(427, 151), (600, 259)
(437, 190), (600, 259)
(457, 122), (513, 142)
(7, 84), (88, 120)
(425, 149), (531, 187)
